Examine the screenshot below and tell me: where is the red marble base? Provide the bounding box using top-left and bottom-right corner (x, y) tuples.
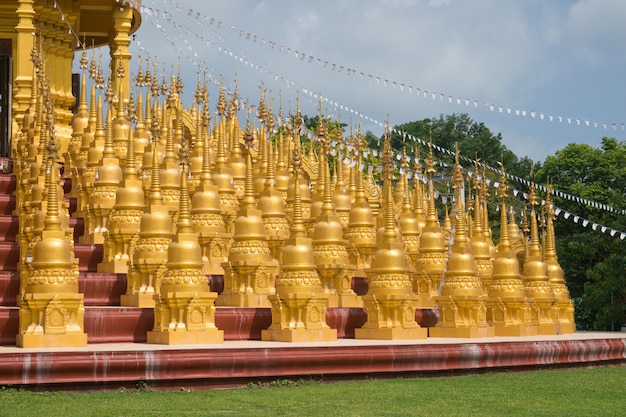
(0, 334), (623, 391)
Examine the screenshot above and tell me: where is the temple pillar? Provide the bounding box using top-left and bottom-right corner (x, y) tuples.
(110, 5), (133, 103)
(12, 0), (36, 156)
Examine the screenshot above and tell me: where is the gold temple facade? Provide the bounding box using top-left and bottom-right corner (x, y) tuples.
(1, 1), (576, 348)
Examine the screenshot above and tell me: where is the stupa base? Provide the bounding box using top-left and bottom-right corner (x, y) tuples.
(558, 322), (576, 334)
(494, 325), (538, 337)
(120, 293), (156, 308)
(147, 329), (224, 345)
(328, 293), (363, 309)
(429, 325), (495, 338)
(97, 259), (129, 274)
(17, 332), (88, 348)
(415, 296), (436, 309)
(355, 326), (428, 340)
(203, 263), (225, 276)
(216, 293), (272, 308)
(536, 323), (560, 335)
(261, 327), (337, 343)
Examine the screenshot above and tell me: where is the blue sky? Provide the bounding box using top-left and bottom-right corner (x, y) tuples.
(111, 0), (626, 163)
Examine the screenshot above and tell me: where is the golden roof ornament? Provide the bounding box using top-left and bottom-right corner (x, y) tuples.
(89, 42), (96, 79)
(95, 56), (105, 89)
(176, 62), (184, 95)
(79, 44), (88, 71)
(190, 107), (231, 275)
(116, 59), (125, 80)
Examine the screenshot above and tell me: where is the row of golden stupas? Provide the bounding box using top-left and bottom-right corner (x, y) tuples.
(10, 36), (575, 347)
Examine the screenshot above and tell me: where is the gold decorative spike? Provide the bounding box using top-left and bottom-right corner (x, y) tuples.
(262, 145), (337, 342)
(333, 123), (352, 231)
(112, 84), (131, 165)
(159, 103), (182, 217)
(355, 127), (427, 340)
(65, 72), (89, 190)
(285, 108), (312, 227)
(79, 94), (106, 243)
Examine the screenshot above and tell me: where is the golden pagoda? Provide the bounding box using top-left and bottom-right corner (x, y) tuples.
(121, 114), (173, 308)
(355, 128), (427, 340)
(344, 124), (377, 276)
(256, 110), (290, 263)
(544, 183), (576, 334)
(470, 162), (494, 296)
(522, 169), (558, 335)
(17, 111), (86, 348)
(190, 103), (232, 275)
(412, 137), (448, 308)
(311, 122), (360, 308)
(218, 119), (279, 308)
(98, 128), (144, 274)
(487, 163), (537, 336)
(262, 144), (337, 342)
(429, 147), (493, 338)
(147, 142), (223, 345)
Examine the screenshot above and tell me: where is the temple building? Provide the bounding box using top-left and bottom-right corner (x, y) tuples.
(0, 0), (576, 349)
(1, 0), (141, 159)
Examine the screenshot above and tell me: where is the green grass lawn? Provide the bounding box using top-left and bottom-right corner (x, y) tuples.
(1, 366), (624, 417)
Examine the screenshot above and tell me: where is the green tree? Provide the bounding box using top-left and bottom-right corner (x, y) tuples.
(536, 137), (626, 330)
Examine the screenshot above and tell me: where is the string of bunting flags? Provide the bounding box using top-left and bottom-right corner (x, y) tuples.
(136, 4), (625, 240)
(144, 0), (626, 136)
(50, 0), (84, 48)
(140, 5), (626, 218)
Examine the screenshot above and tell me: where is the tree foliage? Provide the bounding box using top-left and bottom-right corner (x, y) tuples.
(536, 138), (626, 330)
